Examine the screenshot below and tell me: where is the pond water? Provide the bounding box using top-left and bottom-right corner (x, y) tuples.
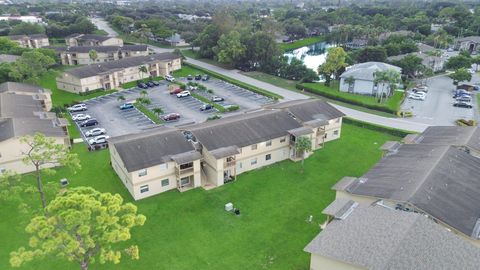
(283, 41), (333, 72)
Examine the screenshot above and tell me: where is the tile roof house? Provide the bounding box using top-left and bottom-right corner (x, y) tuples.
(304, 202), (480, 270)
(0, 82), (69, 174)
(57, 45), (149, 65)
(339, 62), (401, 96)
(65, 34), (123, 47)
(109, 99), (345, 200)
(56, 52), (181, 93)
(7, 33), (49, 48)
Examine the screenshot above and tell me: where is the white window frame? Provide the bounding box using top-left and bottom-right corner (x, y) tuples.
(251, 158), (257, 165)
(140, 184), (149, 193)
(266, 154), (271, 161)
(161, 179), (169, 187)
(138, 169), (147, 177)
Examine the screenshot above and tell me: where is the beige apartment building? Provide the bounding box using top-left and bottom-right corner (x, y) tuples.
(56, 53), (182, 93)
(0, 82), (69, 174)
(59, 45), (149, 65)
(109, 99), (345, 200)
(65, 34), (123, 47)
(7, 34), (49, 48)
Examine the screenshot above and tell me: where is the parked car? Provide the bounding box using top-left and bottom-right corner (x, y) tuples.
(408, 93), (426, 100)
(457, 96), (472, 103)
(202, 75), (210, 81)
(165, 75), (175, 82)
(162, 113), (180, 121)
(137, 82), (148, 89)
(146, 81), (155, 87)
(200, 104), (213, 111)
(170, 88), (183, 95)
(211, 96), (224, 102)
(85, 128), (106, 137)
(195, 74), (202, 80)
(67, 104), (87, 112)
(177, 91), (191, 98)
(152, 81), (160, 86)
(415, 85), (428, 92)
(119, 102), (134, 110)
(453, 101), (473, 108)
(80, 119), (98, 127)
(187, 75), (193, 80)
(72, 114), (91, 121)
(88, 135), (110, 145)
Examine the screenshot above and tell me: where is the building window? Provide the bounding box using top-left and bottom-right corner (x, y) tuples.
(161, 179), (169, 187)
(266, 154), (271, 161)
(140, 185), (149, 193)
(138, 169), (147, 177)
(266, 140), (272, 147)
(334, 130), (339, 136)
(251, 158), (257, 165)
(280, 137), (286, 143)
(159, 163), (168, 171)
(238, 162), (242, 169)
(251, 144), (257, 150)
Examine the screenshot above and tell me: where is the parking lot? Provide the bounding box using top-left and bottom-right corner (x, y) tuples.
(401, 73), (478, 125)
(70, 77), (274, 144)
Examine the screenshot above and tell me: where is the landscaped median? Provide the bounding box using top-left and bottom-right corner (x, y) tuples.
(183, 62), (282, 100)
(133, 102), (163, 124)
(297, 82), (405, 115)
(191, 92), (226, 112)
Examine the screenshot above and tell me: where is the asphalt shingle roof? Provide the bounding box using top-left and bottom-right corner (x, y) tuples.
(0, 82), (49, 94)
(66, 33), (112, 42)
(265, 99), (345, 122)
(57, 45), (148, 54)
(339, 61), (401, 81)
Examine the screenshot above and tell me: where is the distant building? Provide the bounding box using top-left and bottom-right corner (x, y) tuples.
(0, 15), (43, 24)
(164, 33), (188, 47)
(56, 53), (181, 93)
(456, 36), (480, 52)
(345, 38), (368, 49)
(339, 62), (402, 96)
(0, 54), (18, 63)
(7, 34), (49, 48)
(56, 45), (149, 65)
(65, 34), (123, 47)
(387, 52), (444, 72)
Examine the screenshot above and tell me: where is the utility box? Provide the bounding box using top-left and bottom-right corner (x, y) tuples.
(225, 202), (233, 212)
(60, 178), (69, 187)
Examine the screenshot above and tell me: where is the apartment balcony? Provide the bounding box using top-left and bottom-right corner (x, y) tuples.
(224, 160), (236, 168)
(175, 166), (194, 177)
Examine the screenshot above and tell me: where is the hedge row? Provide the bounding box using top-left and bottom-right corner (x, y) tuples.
(296, 83), (399, 114)
(183, 62), (282, 100)
(343, 117), (412, 137)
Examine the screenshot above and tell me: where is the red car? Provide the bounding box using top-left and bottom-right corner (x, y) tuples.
(169, 88), (182, 95)
(162, 113), (181, 121)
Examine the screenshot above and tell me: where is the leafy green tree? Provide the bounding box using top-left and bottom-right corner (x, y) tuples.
(213, 31), (246, 66)
(445, 55), (472, 70)
(9, 50), (55, 83)
(390, 54), (424, 79)
(318, 47), (347, 86)
(140, 90), (148, 98)
(284, 18), (307, 38)
(195, 24), (221, 58)
(295, 136), (312, 172)
(373, 69), (401, 101)
(88, 49), (98, 63)
(448, 68), (472, 85)
(10, 187), (147, 270)
(20, 133), (80, 210)
(9, 22), (45, 35)
(357, 46), (387, 63)
(472, 56), (480, 71)
(244, 31), (280, 73)
(117, 95), (125, 103)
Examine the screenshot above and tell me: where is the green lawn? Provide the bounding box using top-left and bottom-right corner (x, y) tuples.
(301, 82), (404, 114)
(173, 66), (204, 78)
(39, 68), (116, 107)
(0, 124), (399, 270)
(134, 103), (163, 124)
(279, 36), (324, 51)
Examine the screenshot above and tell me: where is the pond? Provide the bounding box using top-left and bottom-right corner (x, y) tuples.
(283, 41), (333, 72)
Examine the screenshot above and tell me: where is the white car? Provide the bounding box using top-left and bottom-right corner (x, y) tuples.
(88, 135), (110, 145)
(468, 69), (475, 74)
(408, 93), (426, 100)
(211, 96), (224, 102)
(67, 104), (87, 112)
(165, 75), (175, 82)
(72, 114), (91, 121)
(85, 128), (106, 137)
(176, 91), (191, 98)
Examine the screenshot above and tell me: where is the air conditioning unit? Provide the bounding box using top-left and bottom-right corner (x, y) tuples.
(225, 202), (233, 212)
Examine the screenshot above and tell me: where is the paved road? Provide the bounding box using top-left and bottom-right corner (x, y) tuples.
(91, 17), (430, 132)
(90, 17), (118, 37)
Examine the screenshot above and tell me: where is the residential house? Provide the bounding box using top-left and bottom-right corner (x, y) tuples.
(456, 36), (480, 52)
(164, 33), (188, 47)
(108, 99), (345, 200)
(0, 82), (69, 174)
(58, 45), (149, 65)
(7, 34), (49, 48)
(304, 202), (480, 270)
(332, 126), (480, 247)
(56, 53), (181, 93)
(344, 38), (368, 49)
(339, 62), (402, 95)
(387, 52), (445, 72)
(65, 34), (123, 47)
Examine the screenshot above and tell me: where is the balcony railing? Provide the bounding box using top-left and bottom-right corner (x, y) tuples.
(175, 166), (194, 177)
(224, 160), (236, 168)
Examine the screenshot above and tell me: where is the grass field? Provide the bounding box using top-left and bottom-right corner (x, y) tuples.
(0, 124), (398, 270)
(279, 36), (324, 51)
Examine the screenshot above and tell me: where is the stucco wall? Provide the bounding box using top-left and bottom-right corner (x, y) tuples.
(309, 254), (365, 270)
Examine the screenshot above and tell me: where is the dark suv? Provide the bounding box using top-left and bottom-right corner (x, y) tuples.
(80, 119), (99, 127)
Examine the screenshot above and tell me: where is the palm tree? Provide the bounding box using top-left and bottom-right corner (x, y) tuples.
(295, 136), (312, 173)
(344, 76), (355, 93)
(117, 95), (125, 103)
(88, 49), (98, 63)
(138, 65), (148, 79)
(140, 90), (148, 98)
(374, 69), (401, 102)
(373, 70), (387, 101)
(152, 107), (163, 118)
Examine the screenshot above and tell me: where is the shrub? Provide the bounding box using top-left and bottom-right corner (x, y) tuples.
(343, 117), (412, 137)
(456, 119), (477, 126)
(226, 105), (240, 111)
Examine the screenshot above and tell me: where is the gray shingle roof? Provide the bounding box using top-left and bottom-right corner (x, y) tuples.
(64, 53), (180, 79)
(0, 82), (49, 94)
(345, 144), (480, 239)
(0, 93), (44, 118)
(111, 128), (198, 172)
(57, 45), (148, 54)
(66, 33), (112, 42)
(7, 34), (47, 40)
(305, 204), (480, 270)
(457, 36), (480, 43)
(415, 126), (480, 152)
(264, 99), (345, 122)
(340, 62), (401, 81)
(187, 110), (302, 151)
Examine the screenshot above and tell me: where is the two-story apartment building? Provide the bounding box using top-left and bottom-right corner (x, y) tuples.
(65, 34), (123, 47)
(56, 53), (182, 93)
(7, 34), (49, 48)
(109, 99), (345, 200)
(0, 82), (69, 174)
(58, 45), (149, 65)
